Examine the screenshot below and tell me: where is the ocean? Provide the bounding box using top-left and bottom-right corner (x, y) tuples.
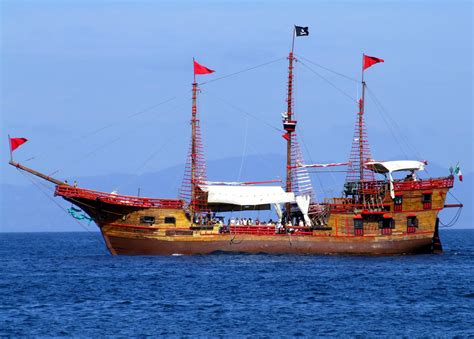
(1, 230), (473, 337)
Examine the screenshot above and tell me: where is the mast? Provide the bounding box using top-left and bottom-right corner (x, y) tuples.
(190, 77), (198, 217)
(283, 27), (297, 221)
(286, 29), (296, 194)
(359, 54), (366, 203)
(345, 53), (377, 206)
(180, 58), (210, 221)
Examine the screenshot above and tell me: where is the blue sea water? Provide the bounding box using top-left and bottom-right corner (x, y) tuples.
(1, 230), (473, 337)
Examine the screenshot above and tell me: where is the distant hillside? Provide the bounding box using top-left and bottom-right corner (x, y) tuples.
(1, 154), (471, 232)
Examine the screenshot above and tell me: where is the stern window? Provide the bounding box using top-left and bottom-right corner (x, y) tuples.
(407, 216), (418, 233)
(354, 218), (364, 236)
(422, 193), (432, 209)
(379, 218), (394, 235)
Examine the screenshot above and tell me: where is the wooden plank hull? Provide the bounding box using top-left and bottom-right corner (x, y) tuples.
(53, 180), (453, 256)
(102, 231), (434, 256)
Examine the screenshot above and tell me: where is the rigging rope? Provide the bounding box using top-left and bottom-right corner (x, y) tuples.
(201, 90), (282, 132)
(237, 117), (249, 181)
(113, 131), (182, 193)
(49, 99), (190, 182)
(439, 190), (463, 227)
(298, 61), (358, 104)
(199, 57), (286, 86)
(26, 96), (182, 164)
(365, 86), (424, 162)
(292, 60), (348, 199)
(295, 54), (359, 83)
(17, 169), (108, 253)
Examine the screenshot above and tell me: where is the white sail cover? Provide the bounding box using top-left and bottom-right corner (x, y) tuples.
(365, 160), (426, 174)
(199, 185), (295, 206)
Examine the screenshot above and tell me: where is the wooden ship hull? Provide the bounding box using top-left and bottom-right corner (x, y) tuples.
(50, 176), (453, 255)
(104, 233), (434, 256)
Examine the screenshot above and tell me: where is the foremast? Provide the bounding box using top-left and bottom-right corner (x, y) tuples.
(180, 59), (214, 222)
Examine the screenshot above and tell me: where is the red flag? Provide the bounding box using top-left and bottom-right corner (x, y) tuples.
(193, 60), (214, 75)
(282, 133), (290, 141)
(10, 137), (28, 151)
(363, 54), (384, 71)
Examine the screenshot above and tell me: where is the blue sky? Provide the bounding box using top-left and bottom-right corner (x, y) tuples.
(1, 0), (472, 186)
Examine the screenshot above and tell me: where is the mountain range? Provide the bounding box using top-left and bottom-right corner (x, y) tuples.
(1, 154), (470, 232)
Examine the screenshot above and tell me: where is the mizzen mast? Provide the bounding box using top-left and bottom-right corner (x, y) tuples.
(345, 53), (384, 206)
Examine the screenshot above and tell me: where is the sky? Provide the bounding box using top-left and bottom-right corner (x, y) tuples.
(1, 0), (472, 187)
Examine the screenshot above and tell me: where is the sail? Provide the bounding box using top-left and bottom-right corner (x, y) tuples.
(199, 185), (295, 207)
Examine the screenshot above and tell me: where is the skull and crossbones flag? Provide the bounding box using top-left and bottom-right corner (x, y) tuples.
(295, 26), (309, 37)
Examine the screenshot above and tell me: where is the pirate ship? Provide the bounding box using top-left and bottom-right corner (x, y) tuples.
(9, 26), (462, 255)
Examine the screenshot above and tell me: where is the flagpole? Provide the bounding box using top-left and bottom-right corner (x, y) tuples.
(361, 53), (365, 84)
(8, 134), (13, 162)
(291, 26), (296, 54)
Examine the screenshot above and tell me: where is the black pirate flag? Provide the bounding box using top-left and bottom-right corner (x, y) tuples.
(295, 26), (309, 37)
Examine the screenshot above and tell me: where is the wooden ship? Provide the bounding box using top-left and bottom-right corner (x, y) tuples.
(9, 27), (462, 255)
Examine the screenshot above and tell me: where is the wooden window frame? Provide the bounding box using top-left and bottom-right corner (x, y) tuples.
(394, 195), (403, 212)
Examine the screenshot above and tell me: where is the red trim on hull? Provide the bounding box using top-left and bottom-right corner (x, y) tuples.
(55, 185), (184, 209)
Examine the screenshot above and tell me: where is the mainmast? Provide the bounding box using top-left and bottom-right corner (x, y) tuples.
(282, 25), (310, 221)
(285, 30), (296, 195)
(282, 28), (298, 221)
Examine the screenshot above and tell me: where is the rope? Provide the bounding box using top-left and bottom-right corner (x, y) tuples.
(17, 170), (108, 253)
(237, 117), (249, 181)
(439, 205), (463, 227)
(296, 54), (359, 83)
(47, 99), (190, 181)
(365, 88), (409, 160)
(113, 132), (182, 192)
(201, 90), (282, 132)
(199, 57), (286, 86)
(438, 190), (463, 227)
(24, 96), (181, 165)
(298, 61), (358, 104)
(365, 86), (425, 162)
(296, 125), (329, 199)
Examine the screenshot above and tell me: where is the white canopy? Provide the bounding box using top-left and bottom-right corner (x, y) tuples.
(365, 160), (426, 174)
(365, 160), (426, 199)
(199, 185), (295, 206)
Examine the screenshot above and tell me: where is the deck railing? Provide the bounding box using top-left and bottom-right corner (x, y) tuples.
(229, 225), (313, 236)
(55, 185), (184, 209)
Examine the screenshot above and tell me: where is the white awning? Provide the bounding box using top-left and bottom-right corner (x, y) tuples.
(365, 160), (426, 174)
(365, 160), (426, 199)
(199, 185), (295, 206)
